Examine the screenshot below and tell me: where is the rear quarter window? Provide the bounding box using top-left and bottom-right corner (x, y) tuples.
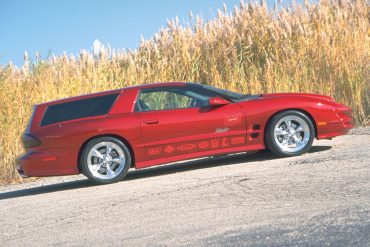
(41, 93), (119, 126)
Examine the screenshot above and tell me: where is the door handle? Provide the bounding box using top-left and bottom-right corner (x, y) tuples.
(144, 119), (159, 125)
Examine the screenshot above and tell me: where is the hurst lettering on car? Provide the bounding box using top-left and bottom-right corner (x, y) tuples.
(148, 148), (162, 156)
(231, 136), (245, 145)
(215, 127), (229, 133)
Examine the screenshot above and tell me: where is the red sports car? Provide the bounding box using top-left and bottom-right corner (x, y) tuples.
(18, 82), (353, 184)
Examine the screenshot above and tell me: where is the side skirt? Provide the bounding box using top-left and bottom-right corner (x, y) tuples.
(135, 144), (265, 169)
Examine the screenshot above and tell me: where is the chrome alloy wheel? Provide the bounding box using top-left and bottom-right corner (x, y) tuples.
(87, 141), (126, 180)
(273, 115), (310, 153)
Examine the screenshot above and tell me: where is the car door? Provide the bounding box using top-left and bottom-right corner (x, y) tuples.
(136, 86), (247, 161)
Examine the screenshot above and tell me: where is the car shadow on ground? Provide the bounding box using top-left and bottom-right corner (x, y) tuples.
(0, 145), (331, 201)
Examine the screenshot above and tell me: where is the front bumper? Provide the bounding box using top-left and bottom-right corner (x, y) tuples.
(317, 113), (353, 139)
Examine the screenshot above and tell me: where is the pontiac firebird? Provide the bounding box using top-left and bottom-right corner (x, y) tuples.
(18, 82), (353, 184)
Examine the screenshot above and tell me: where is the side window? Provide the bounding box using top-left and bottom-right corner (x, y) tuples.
(136, 87), (210, 112)
(41, 93), (119, 126)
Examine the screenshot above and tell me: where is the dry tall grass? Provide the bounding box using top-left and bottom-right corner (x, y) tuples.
(0, 0), (368, 184)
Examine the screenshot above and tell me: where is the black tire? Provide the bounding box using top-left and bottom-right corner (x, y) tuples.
(80, 136), (131, 184)
(265, 110), (315, 157)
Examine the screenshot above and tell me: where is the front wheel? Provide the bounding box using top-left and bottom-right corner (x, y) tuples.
(80, 137), (131, 184)
(265, 110), (315, 157)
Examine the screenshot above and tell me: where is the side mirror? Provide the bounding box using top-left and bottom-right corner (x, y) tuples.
(208, 97), (230, 106)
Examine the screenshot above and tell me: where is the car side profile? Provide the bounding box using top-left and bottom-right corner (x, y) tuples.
(18, 82), (353, 184)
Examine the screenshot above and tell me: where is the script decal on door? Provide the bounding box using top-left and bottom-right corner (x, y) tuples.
(225, 114), (242, 126)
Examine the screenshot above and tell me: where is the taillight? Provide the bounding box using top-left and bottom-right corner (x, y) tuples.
(22, 133), (41, 149)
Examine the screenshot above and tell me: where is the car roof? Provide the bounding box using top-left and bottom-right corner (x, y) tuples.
(37, 82), (199, 106)
(125, 81), (191, 90)
(37, 88), (122, 106)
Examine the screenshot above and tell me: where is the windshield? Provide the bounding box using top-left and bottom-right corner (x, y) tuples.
(198, 84), (247, 101)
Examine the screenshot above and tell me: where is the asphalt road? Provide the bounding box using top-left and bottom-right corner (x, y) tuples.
(1, 131), (369, 246)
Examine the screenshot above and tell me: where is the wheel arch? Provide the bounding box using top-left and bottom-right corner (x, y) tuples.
(264, 108), (318, 139)
(77, 134), (135, 173)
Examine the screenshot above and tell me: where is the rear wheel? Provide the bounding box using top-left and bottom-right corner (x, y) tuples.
(80, 137), (131, 184)
(265, 110), (315, 157)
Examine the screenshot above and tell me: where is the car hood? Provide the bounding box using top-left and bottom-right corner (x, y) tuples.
(259, 93), (335, 102)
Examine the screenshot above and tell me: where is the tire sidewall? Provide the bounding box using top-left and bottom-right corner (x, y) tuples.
(266, 111), (315, 157)
(80, 137), (131, 184)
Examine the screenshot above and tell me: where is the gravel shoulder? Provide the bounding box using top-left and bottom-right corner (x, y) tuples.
(0, 130), (369, 246)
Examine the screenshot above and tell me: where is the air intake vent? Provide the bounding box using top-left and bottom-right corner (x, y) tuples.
(251, 133), (259, 138)
(253, 124), (260, 130)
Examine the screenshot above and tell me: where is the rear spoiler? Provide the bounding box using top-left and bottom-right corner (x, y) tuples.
(25, 105), (37, 133)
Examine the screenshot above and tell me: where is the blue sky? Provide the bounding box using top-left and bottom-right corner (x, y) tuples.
(0, 0), (280, 66)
